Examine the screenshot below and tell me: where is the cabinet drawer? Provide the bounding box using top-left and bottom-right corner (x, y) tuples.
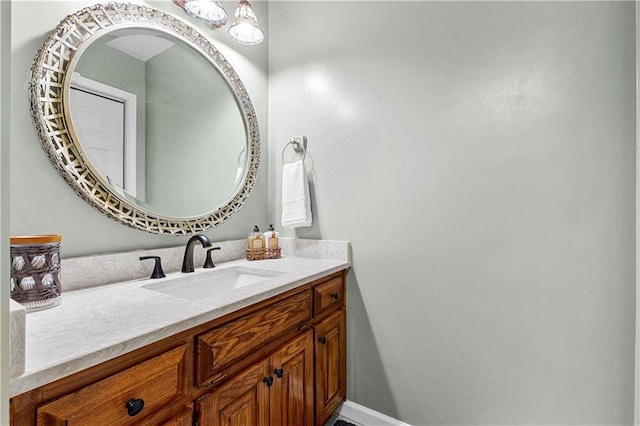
(314, 275), (345, 316)
(37, 345), (188, 425)
(197, 289), (312, 386)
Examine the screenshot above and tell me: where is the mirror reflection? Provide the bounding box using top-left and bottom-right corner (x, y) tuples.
(69, 28), (246, 218)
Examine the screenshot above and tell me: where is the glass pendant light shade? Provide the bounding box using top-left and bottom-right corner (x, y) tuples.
(228, 0), (264, 45)
(184, 0), (228, 28)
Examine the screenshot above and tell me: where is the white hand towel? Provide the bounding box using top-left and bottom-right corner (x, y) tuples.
(281, 160), (312, 228)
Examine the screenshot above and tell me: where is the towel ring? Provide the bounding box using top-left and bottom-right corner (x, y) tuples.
(282, 135), (307, 163)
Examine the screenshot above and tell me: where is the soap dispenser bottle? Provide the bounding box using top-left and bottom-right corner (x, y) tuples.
(264, 224), (280, 250)
(248, 225), (265, 250)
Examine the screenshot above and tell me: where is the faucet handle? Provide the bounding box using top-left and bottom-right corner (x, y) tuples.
(203, 247), (221, 269)
(139, 256), (166, 279)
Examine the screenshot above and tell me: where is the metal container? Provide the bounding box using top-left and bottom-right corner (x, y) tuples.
(10, 234), (62, 312)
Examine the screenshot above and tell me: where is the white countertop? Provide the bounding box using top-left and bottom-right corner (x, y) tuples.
(10, 254), (350, 397)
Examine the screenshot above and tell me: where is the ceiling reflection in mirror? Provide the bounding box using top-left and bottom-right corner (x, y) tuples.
(70, 28), (246, 218)
(29, 3), (260, 235)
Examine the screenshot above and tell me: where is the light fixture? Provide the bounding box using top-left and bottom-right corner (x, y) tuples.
(173, 0), (264, 45)
(227, 0), (264, 46)
(183, 0), (228, 28)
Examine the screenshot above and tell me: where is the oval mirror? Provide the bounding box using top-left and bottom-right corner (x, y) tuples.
(29, 3), (260, 235)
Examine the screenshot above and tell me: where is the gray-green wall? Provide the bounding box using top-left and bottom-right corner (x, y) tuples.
(8, 0), (268, 258)
(268, 2), (636, 424)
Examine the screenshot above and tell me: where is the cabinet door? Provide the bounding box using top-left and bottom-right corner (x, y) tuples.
(314, 309), (346, 426)
(197, 361), (270, 426)
(269, 331), (314, 426)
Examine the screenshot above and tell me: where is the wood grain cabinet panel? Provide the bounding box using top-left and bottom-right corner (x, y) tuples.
(269, 332), (314, 426)
(197, 290), (312, 386)
(36, 345), (188, 426)
(314, 310), (346, 426)
(160, 404), (193, 426)
(196, 361), (270, 426)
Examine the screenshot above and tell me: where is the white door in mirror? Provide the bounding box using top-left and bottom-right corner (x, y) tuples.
(70, 88), (125, 190)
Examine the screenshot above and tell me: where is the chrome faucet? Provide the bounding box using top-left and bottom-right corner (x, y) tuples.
(181, 234), (212, 273)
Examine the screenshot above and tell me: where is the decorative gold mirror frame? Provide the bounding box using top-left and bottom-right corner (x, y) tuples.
(29, 2), (260, 235)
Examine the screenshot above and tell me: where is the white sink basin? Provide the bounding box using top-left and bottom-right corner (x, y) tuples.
(142, 266), (285, 300)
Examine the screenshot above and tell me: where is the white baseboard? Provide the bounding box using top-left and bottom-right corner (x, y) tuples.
(336, 400), (412, 426)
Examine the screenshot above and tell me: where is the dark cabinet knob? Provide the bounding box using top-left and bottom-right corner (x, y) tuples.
(274, 368), (284, 378)
(319, 336), (327, 344)
(331, 293), (339, 300)
(263, 376), (274, 387)
(125, 398), (145, 416)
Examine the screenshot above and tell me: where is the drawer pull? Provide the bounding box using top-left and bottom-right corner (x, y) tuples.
(125, 398), (145, 416)
(319, 336), (327, 344)
(331, 293), (340, 300)
(274, 368), (284, 378)
(263, 376), (274, 387)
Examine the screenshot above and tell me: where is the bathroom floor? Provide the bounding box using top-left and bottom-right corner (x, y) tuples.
(325, 414), (362, 426)
(333, 421), (361, 426)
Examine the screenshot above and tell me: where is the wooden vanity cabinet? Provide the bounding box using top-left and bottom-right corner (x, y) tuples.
(10, 269), (347, 426)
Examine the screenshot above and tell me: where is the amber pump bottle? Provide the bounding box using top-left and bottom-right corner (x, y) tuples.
(264, 224), (280, 250)
(247, 225), (265, 249)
